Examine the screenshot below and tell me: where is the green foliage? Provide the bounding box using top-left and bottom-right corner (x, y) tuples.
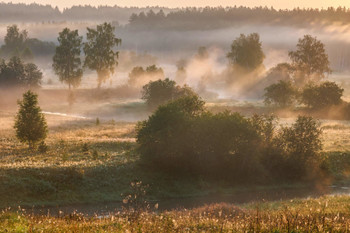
(264, 80), (297, 108)
(289, 35), (331, 83)
(0, 24), (55, 60)
(14, 90), (48, 149)
(24, 38), (55, 57)
(38, 141), (48, 153)
(141, 78), (197, 110)
(84, 22), (121, 88)
(52, 28), (83, 90)
(276, 116), (323, 180)
(300, 81), (344, 109)
(0, 25), (28, 58)
(265, 63), (294, 84)
(0, 56), (42, 88)
(137, 96), (323, 182)
(128, 64), (165, 87)
(227, 33), (265, 71)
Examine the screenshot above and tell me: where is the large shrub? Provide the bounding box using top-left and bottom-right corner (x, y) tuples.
(276, 116), (322, 180)
(300, 81), (343, 109)
(137, 96), (324, 183)
(227, 33), (265, 71)
(264, 80), (297, 108)
(141, 78), (196, 110)
(0, 56), (42, 88)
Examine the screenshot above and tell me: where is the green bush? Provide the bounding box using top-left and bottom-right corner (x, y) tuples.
(275, 116), (322, 180)
(264, 80), (297, 108)
(300, 81), (343, 109)
(141, 78), (197, 110)
(136, 96), (323, 183)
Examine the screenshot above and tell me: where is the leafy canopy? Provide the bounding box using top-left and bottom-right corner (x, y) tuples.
(264, 80), (297, 108)
(300, 81), (343, 109)
(52, 28), (83, 89)
(227, 33), (265, 71)
(289, 35), (331, 82)
(136, 95), (323, 182)
(84, 22), (121, 88)
(141, 78), (197, 110)
(0, 56), (42, 88)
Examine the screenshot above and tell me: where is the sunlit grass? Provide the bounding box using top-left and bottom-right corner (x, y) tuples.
(2, 195), (350, 232)
(2, 109), (350, 209)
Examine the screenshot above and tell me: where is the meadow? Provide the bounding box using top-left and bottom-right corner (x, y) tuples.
(2, 195), (350, 232)
(1, 100), (350, 210)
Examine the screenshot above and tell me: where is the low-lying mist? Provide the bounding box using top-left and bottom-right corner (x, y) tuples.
(2, 17), (350, 122)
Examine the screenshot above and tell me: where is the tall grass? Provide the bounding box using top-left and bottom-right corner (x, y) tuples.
(1, 195), (350, 232)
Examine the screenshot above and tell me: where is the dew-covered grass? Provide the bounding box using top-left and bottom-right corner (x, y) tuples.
(2, 195), (350, 232)
(2, 110), (350, 208)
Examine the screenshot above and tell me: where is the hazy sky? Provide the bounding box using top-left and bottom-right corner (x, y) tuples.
(5, 0), (350, 10)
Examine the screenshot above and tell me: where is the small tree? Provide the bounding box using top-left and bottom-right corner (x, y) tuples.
(277, 116), (322, 179)
(23, 62), (43, 88)
(141, 78), (197, 110)
(289, 35), (331, 84)
(0, 25), (29, 58)
(14, 90), (48, 149)
(84, 22), (121, 88)
(227, 33), (265, 71)
(52, 28), (83, 90)
(264, 80), (297, 108)
(300, 81), (344, 109)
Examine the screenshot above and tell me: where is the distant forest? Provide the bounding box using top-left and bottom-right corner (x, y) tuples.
(128, 6), (350, 30)
(2, 3), (350, 29)
(0, 3), (172, 24)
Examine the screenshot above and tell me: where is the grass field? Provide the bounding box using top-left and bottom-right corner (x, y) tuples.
(2, 195), (350, 232)
(1, 103), (350, 210)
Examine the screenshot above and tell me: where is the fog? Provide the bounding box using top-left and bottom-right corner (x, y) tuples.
(2, 6), (350, 118)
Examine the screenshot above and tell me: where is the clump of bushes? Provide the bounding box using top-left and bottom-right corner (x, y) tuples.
(264, 81), (344, 110)
(141, 78), (197, 110)
(137, 95), (323, 183)
(264, 80), (297, 108)
(300, 82), (343, 109)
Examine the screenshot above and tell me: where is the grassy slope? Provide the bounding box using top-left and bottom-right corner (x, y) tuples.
(0, 112), (228, 208)
(1, 109), (350, 208)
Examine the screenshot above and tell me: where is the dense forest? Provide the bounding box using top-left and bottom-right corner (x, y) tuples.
(128, 6), (350, 30)
(0, 3), (172, 24)
(2, 3), (350, 28)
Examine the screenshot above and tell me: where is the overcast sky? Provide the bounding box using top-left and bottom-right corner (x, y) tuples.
(4, 0), (350, 10)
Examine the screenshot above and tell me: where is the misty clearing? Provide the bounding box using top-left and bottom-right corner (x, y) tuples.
(2, 2), (350, 232)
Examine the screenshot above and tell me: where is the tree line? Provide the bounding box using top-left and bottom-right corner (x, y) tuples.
(1, 3), (350, 29)
(128, 6), (350, 30)
(0, 25), (55, 59)
(0, 3), (168, 23)
(52, 23), (121, 90)
(0, 23), (121, 92)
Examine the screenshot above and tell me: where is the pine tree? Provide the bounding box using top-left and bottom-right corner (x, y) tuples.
(14, 90), (48, 149)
